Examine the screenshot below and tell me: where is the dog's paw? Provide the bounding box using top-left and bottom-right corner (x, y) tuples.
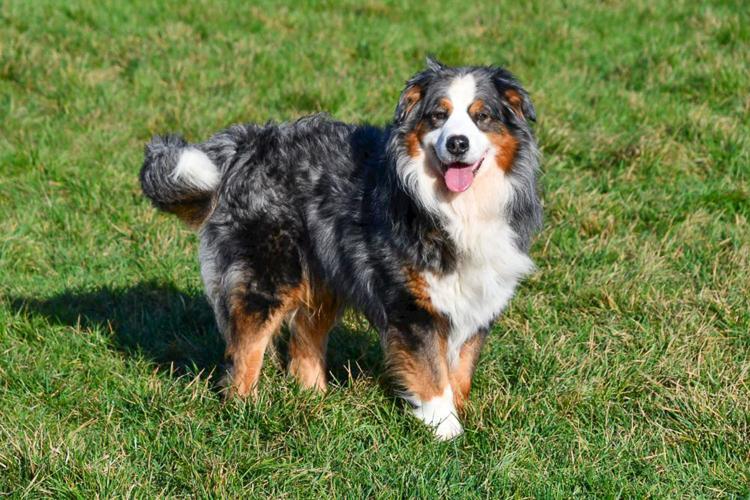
(432, 412), (464, 441)
(411, 388), (464, 440)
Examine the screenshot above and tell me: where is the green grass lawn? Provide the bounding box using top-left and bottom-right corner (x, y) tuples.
(1, 0), (749, 496)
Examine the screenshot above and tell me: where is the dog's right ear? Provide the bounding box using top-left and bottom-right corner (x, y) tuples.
(394, 63), (440, 125)
(394, 81), (424, 126)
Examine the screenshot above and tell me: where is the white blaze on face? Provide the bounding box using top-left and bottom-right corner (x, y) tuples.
(422, 74), (492, 193)
(424, 74), (490, 166)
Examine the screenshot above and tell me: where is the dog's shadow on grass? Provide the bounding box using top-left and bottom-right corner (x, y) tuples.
(10, 282), (383, 387)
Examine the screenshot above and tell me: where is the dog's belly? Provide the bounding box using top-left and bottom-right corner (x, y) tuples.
(424, 224), (534, 367)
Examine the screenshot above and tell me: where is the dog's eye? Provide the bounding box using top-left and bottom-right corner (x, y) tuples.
(431, 110), (448, 122)
(476, 112), (490, 123)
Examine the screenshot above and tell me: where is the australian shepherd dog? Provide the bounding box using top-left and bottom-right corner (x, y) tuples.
(140, 58), (542, 440)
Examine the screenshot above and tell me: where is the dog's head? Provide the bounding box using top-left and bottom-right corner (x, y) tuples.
(391, 58), (537, 215)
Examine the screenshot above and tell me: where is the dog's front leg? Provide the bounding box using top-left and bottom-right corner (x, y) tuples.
(384, 326), (463, 440)
(448, 330), (487, 412)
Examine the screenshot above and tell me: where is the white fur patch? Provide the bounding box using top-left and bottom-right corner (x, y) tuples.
(426, 221), (534, 367)
(198, 236), (228, 338)
(425, 73), (490, 167)
(411, 386), (463, 440)
(173, 148), (219, 190)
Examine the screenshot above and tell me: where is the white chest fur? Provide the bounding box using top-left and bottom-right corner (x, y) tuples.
(394, 100), (536, 367)
(425, 220), (534, 367)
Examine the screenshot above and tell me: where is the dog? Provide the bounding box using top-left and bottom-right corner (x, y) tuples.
(140, 57), (542, 440)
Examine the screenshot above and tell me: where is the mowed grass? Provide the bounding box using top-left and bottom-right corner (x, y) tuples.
(1, 0), (749, 496)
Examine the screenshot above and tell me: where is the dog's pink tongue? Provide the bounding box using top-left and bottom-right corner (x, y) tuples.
(444, 164), (475, 192)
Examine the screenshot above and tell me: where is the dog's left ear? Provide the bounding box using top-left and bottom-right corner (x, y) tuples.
(493, 69), (536, 123)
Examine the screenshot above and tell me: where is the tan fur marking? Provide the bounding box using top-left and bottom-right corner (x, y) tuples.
(404, 268), (451, 334)
(226, 283), (305, 397)
(401, 85), (424, 157)
(468, 99), (485, 116)
(403, 85), (422, 117)
(488, 129), (519, 173)
(167, 197), (214, 229)
(449, 334), (486, 411)
(438, 98), (453, 114)
(404, 268), (438, 316)
(384, 269), (456, 403)
(385, 333), (449, 401)
(505, 89), (524, 119)
(288, 284), (339, 392)
(226, 303), (286, 397)
(404, 120), (428, 158)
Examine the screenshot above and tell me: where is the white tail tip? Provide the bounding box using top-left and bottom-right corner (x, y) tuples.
(173, 148), (219, 190)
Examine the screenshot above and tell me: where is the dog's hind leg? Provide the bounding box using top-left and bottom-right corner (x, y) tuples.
(288, 284), (339, 392)
(223, 275), (306, 398)
(225, 296), (289, 398)
(385, 328), (463, 440)
(206, 215), (307, 398)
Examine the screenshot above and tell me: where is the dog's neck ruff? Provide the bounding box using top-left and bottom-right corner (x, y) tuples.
(387, 135), (535, 366)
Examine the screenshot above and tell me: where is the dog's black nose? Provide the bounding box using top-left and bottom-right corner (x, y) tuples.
(446, 135), (469, 155)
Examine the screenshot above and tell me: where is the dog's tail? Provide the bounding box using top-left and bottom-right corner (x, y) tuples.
(139, 134), (221, 228)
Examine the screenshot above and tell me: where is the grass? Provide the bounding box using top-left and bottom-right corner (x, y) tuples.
(1, 0), (748, 496)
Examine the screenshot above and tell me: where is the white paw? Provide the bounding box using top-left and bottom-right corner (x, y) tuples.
(432, 412), (464, 441)
(411, 387), (464, 441)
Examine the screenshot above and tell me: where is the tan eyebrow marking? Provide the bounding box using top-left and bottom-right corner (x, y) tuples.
(468, 99), (485, 116)
(438, 98), (453, 114)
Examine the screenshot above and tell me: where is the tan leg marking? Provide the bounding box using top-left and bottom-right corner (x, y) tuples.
(225, 286), (303, 398)
(449, 333), (486, 411)
(226, 308), (285, 397)
(288, 285), (339, 392)
(386, 331), (464, 440)
(385, 332), (449, 401)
